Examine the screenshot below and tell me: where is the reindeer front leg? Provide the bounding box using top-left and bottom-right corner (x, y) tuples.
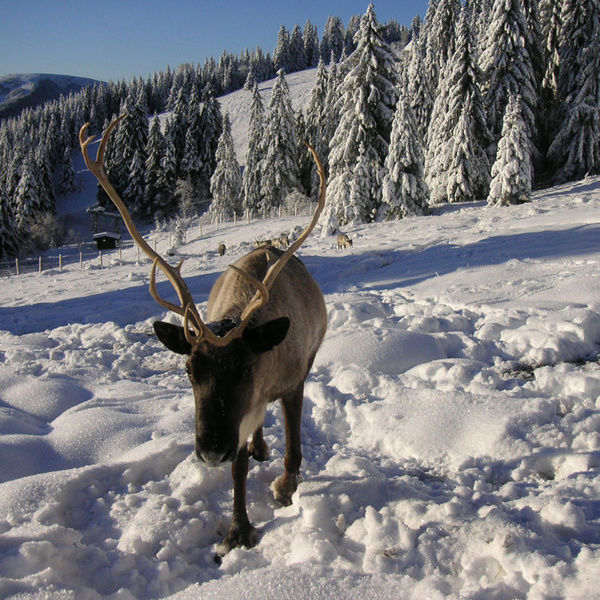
(272, 383), (304, 506)
(215, 444), (259, 560)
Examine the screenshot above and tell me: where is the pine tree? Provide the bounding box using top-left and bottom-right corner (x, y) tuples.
(210, 114), (243, 219)
(326, 4), (398, 226)
(260, 70), (300, 212)
(243, 83), (265, 216)
(487, 95), (532, 206)
(381, 94), (429, 219)
(548, 0), (600, 182)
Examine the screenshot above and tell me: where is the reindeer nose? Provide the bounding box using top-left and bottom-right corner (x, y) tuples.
(198, 449), (229, 466)
(196, 437), (235, 466)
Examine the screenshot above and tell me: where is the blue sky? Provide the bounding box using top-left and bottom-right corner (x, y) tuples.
(0, 0), (429, 82)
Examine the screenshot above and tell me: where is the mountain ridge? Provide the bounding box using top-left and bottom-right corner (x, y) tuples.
(0, 73), (103, 119)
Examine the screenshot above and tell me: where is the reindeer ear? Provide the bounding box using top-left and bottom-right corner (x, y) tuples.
(153, 321), (192, 355)
(243, 317), (290, 353)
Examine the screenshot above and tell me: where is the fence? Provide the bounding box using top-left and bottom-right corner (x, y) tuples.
(0, 200), (318, 279)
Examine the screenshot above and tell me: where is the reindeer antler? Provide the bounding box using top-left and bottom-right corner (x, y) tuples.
(79, 117), (325, 347)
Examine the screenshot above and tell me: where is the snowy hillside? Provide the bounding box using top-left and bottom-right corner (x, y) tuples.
(1, 165), (600, 598)
(0, 73), (100, 120)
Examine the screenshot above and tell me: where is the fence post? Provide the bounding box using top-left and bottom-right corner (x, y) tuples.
(15, 258), (19, 276)
(119, 247), (122, 261)
(59, 255), (63, 272)
(38, 257), (42, 274)
(279, 205), (282, 218)
(80, 251), (83, 268)
(99, 250), (103, 267)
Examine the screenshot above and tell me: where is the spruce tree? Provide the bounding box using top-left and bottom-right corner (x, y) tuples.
(480, 0), (538, 145)
(0, 184), (18, 258)
(548, 0), (600, 182)
(58, 146), (76, 195)
(144, 115), (166, 216)
(303, 19), (320, 67)
(14, 154), (43, 230)
(243, 83), (266, 217)
(426, 4), (490, 204)
(381, 94), (429, 219)
(487, 95), (532, 206)
(210, 114), (243, 219)
(327, 4), (398, 225)
(305, 59), (329, 200)
(274, 26), (291, 73)
(260, 70), (300, 212)
(320, 16), (345, 63)
(289, 25), (307, 72)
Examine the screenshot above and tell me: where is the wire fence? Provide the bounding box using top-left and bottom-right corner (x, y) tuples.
(0, 199), (318, 279)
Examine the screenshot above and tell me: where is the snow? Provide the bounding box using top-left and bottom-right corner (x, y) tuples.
(1, 70), (600, 599)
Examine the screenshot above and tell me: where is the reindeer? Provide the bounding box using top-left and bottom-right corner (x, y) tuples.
(273, 234), (290, 250)
(254, 239), (272, 249)
(337, 233), (353, 249)
(218, 243), (226, 256)
(79, 117), (327, 559)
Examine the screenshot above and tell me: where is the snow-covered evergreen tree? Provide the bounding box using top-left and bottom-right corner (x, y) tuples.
(406, 33), (435, 139)
(274, 26), (291, 73)
(548, 0), (600, 182)
(289, 25), (307, 72)
(381, 93), (429, 219)
(320, 16), (345, 63)
(260, 70), (300, 211)
(304, 59), (329, 200)
(243, 83), (265, 216)
(144, 115), (168, 217)
(303, 19), (320, 67)
(326, 4), (398, 226)
(480, 0), (538, 145)
(487, 95), (532, 206)
(14, 154), (43, 230)
(210, 114), (242, 219)
(426, 4), (491, 204)
(58, 146), (76, 195)
(0, 184), (18, 258)
(156, 131), (178, 219)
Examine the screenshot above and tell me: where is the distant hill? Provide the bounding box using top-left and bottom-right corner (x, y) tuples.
(0, 73), (103, 120)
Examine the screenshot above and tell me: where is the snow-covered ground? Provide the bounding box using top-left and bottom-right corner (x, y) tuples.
(1, 69), (600, 598)
(2, 178), (600, 599)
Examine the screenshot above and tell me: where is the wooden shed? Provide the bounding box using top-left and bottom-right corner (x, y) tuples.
(93, 232), (121, 250)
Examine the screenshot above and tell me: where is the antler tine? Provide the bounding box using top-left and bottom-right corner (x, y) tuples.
(79, 117), (206, 340)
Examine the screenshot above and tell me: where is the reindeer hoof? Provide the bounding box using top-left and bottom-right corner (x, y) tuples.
(272, 471), (302, 506)
(215, 522), (260, 562)
(248, 438), (269, 462)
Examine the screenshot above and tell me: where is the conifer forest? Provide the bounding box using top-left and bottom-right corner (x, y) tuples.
(0, 0), (597, 258)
